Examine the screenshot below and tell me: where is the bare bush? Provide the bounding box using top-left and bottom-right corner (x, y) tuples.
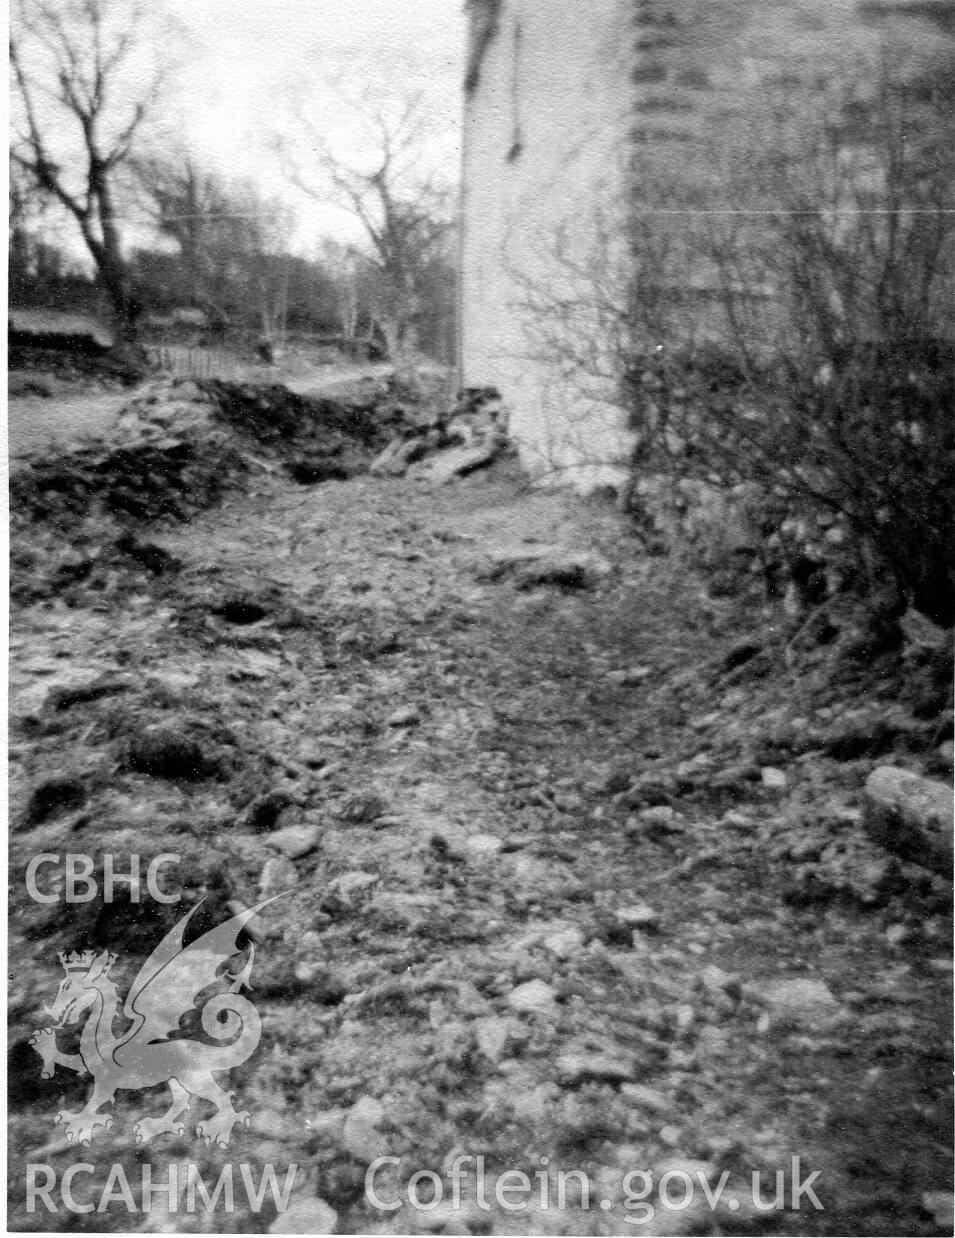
(622, 59), (955, 624)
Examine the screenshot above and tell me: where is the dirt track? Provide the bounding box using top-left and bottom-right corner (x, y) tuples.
(8, 391), (132, 459)
(6, 362), (395, 463)
(6, 378), (952, 1235)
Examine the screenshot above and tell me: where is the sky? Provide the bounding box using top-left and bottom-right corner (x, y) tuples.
(13, 0), (468, 258)
(163, 0), (467, 249)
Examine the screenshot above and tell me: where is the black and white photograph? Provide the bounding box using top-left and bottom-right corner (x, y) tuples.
(6, 1), (954, 1233)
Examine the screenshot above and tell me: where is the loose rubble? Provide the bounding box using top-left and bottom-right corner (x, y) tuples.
(371, 386), (509, 481)
(864, 765), (953, 875)
(6, 370), (952, 1235)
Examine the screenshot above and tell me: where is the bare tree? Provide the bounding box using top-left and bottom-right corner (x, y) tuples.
(133, 155), (231, 315)
(285, 90), (452, 361)
(134, 157), (296, 342)
(9, 0), (163, 339)
(225, 181), (296, 346)
(319, 239), (363, 347)
(9, 158), (36, 294)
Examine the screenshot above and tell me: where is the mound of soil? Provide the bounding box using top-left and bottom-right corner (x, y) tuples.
(10, 376), (423, 533)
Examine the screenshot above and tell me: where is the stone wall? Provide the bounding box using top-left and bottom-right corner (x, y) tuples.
(459, 0), (955, 488)
(626, 0), (955, 346)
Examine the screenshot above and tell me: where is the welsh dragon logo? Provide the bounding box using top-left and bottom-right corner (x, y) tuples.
(30, 897), (278, 1149)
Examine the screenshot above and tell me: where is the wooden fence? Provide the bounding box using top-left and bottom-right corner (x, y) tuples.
(146, 344), (245, 380)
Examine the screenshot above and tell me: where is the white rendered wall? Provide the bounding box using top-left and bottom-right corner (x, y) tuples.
(460, 0), (636, 490)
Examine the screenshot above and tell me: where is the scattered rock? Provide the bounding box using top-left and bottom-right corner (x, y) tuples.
(473, 1015), (517, 1063)
(718, 809), (758, 831)
(863, 765), (953, 876)
(698, 965), (742, 1001)
(228, 649), (283, 681)
(658, 1124), (683, 1148)
(370, 434), (429, 477)
(329, 870), (381, 903)
(507, 853), (585, 902)
(259, 856), (299, 899)
(752, 977), (843, 1031)
(413, 438), (506, 485)
(370, 891), (442, 931)
(267, 822), (322, 859)
(10, 363), (950, 1238)
(342, 1095), (386, 1161)
(386, 705), (421, 727)
(617, 776), (677, 810)
(710, 762), (761, 790)
(676, 753), (713, 781)
(761, 766), (789, 791)
(292, 953), (334, 989)
(921, 1190), (954, 1231)
(409, 1200), (490, 1234)
(466, 832), (504, 856)
(507, 979), (558, 1016)
(695, 1024), (731, 1057)
(616, 903), (659, 931)
(626, 805), (685, 838)
(543, 927), (585, 959)
(606, 664), (653, 686)
(620, 1082), (671, 1113)
(270, 1197), (338, 1234)
(786, 836), (825, 863)
(556, 1052), (635, 1084)
(338, 792), (388, 823)
(885, 923), (910, 947)
(307, 1109), (348, 1145)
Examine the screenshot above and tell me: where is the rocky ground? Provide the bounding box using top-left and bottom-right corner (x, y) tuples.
(6, 359), (397, 460)
(6, 372), (953, 1235)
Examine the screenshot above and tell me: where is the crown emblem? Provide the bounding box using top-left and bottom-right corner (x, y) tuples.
(57, 950), (115, 975)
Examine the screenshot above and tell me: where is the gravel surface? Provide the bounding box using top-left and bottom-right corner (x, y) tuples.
(7, 376), (952, 1235)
